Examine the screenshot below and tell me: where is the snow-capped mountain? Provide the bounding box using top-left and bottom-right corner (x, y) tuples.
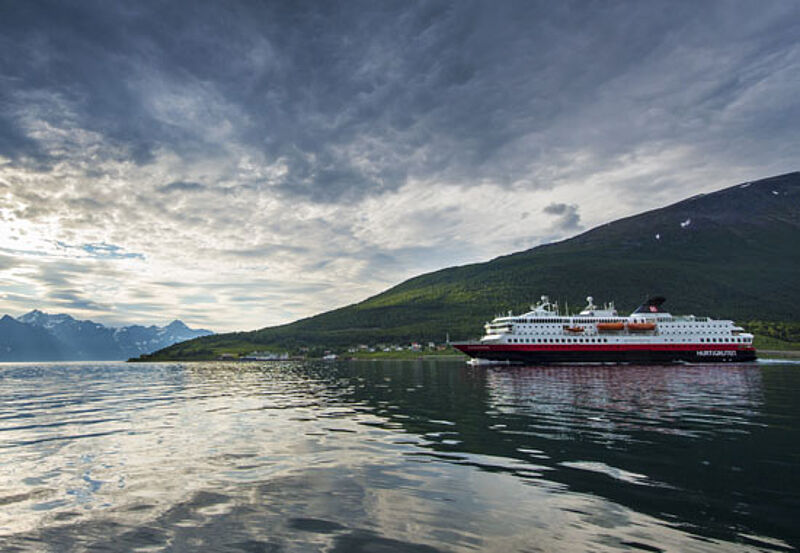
(1, 310), (213, 361)
(0, 315), (65, 361)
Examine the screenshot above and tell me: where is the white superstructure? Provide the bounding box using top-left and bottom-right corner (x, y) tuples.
(480, 295), (754, 348)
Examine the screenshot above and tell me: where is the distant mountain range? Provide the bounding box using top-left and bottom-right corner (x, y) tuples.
(140, 171), (800, 360)
(0, 311), (213, 361)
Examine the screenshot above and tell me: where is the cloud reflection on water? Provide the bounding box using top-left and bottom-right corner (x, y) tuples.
(0, 361), (794, 552)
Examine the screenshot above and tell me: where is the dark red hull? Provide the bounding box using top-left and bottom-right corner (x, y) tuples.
(453, 342), (757, 364)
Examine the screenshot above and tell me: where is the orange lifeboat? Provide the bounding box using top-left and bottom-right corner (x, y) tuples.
(627, 322), (656, 331)
(597, 322), (624, 331)
(565, 326), (585, 333)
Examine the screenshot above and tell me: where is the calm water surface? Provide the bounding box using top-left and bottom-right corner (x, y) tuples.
(0, 360), (798, 552)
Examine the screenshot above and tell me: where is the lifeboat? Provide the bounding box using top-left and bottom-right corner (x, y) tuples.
(597, 322), (624, 331)
(565, 326), (585, 333)
(627, 322), (656, 331)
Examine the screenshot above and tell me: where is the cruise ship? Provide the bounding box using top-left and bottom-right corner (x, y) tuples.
(453, 296), (756, 364)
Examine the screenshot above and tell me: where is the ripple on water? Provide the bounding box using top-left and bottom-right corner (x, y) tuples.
(0, 361), (797, 552)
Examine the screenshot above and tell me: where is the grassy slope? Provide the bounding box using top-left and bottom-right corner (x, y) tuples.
(139, 172), (800, 360)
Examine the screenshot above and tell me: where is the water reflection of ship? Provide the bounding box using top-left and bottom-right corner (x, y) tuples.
(484, 364), (764, 440)
(337, 360), (778, 548)
(477, 364), (793, 546)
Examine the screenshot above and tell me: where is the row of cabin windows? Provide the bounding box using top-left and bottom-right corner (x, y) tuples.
(516, 318), (623, 324)
(513, 330), (736, 336)
(514, 321), (732, 329)
(509, 338), (610, 344)
(511, 317), (719, 323)
(508, 336), (752, 344)
(507, 321), (735, 330)
(662, 325), (726, 328)
(665, 330), (732, 334)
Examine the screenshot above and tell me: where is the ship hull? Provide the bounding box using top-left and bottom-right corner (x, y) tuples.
(453, 343), (757, 364)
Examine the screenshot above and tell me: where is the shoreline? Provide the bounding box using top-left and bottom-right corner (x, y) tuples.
(129, 350), (800, 363)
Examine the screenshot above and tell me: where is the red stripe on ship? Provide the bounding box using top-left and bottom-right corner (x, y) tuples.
(456, 344), (755, 353)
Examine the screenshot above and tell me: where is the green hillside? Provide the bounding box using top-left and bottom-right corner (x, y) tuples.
(138, 172), (800, 360)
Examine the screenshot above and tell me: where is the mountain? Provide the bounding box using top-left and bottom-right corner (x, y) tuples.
(139, 172), (800, 360)
(18, 310), (125, 360)
(0, 315), (65, 361)
(1, 311), (213, 361)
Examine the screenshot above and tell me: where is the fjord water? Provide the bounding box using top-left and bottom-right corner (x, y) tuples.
(0, 361), (798, 552)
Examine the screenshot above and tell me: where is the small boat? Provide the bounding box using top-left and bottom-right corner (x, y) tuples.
(565, 326), (585, 333)
(626, 322), (656, 331)
(597, 322), (625, 331)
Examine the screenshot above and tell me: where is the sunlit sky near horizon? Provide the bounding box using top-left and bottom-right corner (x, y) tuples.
(1, 1), (798, 332)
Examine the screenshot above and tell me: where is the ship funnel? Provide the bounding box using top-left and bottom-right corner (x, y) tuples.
(633, 296), (666, 314)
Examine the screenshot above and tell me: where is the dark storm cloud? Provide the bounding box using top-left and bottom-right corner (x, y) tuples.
(543, 203), (581, 231)
(2, 1), (797, 201)
(543, 203), (570, 216)
(0, 0), (798, 331)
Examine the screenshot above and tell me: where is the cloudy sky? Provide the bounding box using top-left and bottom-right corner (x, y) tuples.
(0, 1), (798, 331)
